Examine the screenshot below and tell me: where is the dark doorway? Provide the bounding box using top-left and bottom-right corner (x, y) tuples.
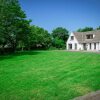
(83, 43), (87, 50)
(94, 43), (96, 49)
(90, 43), (91, 50)
(68, 44), (72, 50)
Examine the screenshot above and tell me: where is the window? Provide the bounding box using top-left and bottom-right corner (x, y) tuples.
(83, 43), (87, 50)
(68, 44), (72, 49)
(90, 43), (91, 49)
(86, 34), (93, 39)
(75, 43), (77, 50)
(94, 43), (96, 49)
(71, 36), (74, 40)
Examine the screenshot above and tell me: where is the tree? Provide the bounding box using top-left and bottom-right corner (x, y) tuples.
(0, 0), (30, 53)
(51, 27), (69, 49)
(52, 37), (65, 49)
(28, 25), (51, 49)
(16, 19), (31, 51)
(96, 26), (100, 30)
(77, 27), (93, 32)
(52, 27), (69, 42)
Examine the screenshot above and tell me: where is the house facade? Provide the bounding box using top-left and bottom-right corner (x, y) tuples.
(66, 30), (100, 51)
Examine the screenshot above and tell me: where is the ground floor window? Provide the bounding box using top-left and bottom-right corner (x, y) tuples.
(68, 44), (72, 50)
(90, 43), (91, 49)
(94, 43), (96, 49)
(75, 43), (77, 50)
(83, 43), (87, 50)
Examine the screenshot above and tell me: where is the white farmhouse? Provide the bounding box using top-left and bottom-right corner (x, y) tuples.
(66, 30), (100, 51)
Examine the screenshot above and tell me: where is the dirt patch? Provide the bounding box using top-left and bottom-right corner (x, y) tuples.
(73, 90), (100, 100)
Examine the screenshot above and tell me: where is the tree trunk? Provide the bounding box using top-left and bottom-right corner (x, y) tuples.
(11, 43), (16, 53)
(21, 46), (24, 51)
(0, 45), (5, 55)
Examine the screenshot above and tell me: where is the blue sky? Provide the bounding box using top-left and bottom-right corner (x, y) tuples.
(19, 0), (100, 32)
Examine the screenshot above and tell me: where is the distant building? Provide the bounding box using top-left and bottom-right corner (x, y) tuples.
(66, 30), (100, 51)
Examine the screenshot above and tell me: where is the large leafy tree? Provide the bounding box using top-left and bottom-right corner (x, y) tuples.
(28, 25), (51, 49)
(16, 19), (31, 51)
(53, 37), (65, 49)
(51, 27), (69, 49)
(52, 27), (69, 42)
(77, 27), (93, 32)
(0, 0), (30, 52)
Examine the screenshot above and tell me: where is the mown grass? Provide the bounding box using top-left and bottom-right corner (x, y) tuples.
(0, 51), (100, 100)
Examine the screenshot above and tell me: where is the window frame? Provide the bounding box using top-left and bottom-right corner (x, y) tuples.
(71, 36), (74, 40)
(94, 43), (96, 49)
(86, 34), (93, 39)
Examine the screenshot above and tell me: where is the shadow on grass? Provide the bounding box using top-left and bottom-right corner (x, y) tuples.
(0, 51), (42, 61)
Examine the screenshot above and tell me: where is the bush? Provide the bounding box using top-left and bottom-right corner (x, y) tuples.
(52, 37), (65, 49)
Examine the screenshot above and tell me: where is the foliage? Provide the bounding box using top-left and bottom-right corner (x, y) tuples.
(51, 27), (69, 49)
(52, 27), (69, 42)
(52, 37), (65, 49)
(0, 0), (52, 53)
(16, 19), (31, 51)
(0, 1), (69, 53)
(0, 51), (100, 100)
(0, 0), (31, 53)
(28, 25), (52, 49)
(96, 26), (100, 30)
(77, 27), (93, 32)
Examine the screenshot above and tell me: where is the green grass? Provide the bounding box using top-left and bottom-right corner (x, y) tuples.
(0, 51), (100, 100)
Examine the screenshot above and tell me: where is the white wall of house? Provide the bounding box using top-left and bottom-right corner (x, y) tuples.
(78, 43), (83, 50)
(66, 32), (81, 50)
(99, 42), (100, 50)
(66, 32), (100, 51)
(86, 42), (100, 51)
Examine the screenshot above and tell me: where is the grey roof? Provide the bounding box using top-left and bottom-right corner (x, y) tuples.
(73, 30), (100, 43)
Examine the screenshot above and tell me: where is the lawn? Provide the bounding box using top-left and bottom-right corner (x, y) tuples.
(0, 51), (100, 100)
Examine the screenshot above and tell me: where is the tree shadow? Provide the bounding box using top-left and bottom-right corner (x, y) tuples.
(0, 51), (42, 61)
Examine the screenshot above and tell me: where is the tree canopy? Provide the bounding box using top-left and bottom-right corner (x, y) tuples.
(96, 26), (100, 30)
(51, 27), (69, 49)
(77, 27), (93, 32)
(52, 27), (69, 42)
(28, 25), (51, 49)
(0, 0), (31, 53)
(2, 0), (100, 53)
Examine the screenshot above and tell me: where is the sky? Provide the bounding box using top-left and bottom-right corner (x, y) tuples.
(19, 0), (100, 33)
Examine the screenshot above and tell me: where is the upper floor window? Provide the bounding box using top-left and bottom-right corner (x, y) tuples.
(86, 34), (93, 39)
(71, 36), (74, 40)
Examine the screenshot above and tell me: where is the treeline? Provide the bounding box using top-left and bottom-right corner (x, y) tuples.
(0, 0), (69, 54)
(77, 26), (100, 32)
(0, 0), (100, 54)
